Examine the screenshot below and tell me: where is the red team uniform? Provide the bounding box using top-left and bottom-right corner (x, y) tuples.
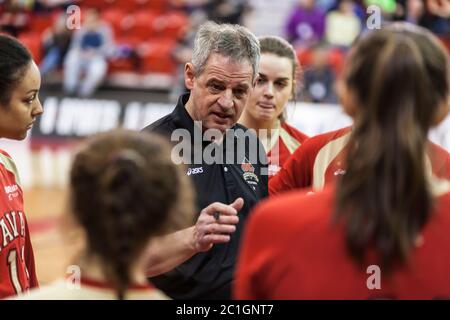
(269, 126), (450, 193)
(235, 180), (450, 299)
(0, 150), (38, 298)
(266, 121), (308, 177)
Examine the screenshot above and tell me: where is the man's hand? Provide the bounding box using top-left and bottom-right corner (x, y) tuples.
(191, 198), (244, 252)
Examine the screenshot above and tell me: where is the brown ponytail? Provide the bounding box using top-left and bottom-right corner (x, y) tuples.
(335, 24), (450, 271)
(70, 130), (194, 299)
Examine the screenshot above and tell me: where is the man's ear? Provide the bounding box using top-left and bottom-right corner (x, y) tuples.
(185, 63), (195, 90)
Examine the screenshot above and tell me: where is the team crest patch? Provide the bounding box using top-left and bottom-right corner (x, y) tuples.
(241, 159), (259, 190)
(241, 162), (255, 173)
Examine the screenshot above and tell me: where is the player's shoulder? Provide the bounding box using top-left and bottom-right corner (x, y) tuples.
(250, 186), (335, 236)
(427, 140), (450, 157)
(0, 149), (20, 183)
(302, 127), (352, 154)
(281, 122), (309, 143)
(141, 113), (176, 138)
(10, 280), (68, 300)
(0, 149), (13, 160)
(308, 126), (352, 146)
(290, 126), (352, 161)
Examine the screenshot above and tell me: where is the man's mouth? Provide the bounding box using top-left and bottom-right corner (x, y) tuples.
(211, 112), (232, 122)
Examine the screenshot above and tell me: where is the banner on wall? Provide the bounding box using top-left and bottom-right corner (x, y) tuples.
(31, 96), (449, 152)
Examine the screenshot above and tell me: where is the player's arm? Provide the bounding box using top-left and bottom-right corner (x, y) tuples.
(146, 198), (244, 277)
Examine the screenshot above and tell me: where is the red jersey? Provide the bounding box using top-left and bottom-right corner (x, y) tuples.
(0, 149), (38, 298)
(235, 180), (450, 299)
(266, 122), (308, 177)
(269, 126), (450, 194)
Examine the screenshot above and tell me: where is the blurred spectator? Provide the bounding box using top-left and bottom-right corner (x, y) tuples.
(169, 0), (209, 13)
(0, 0), (30, 36)
(285, 0), (326, 47)
(316, 0), (338, 12)
(33, 0), (74, 12)
(325, 0), (361, 47)
(204, 0), (250, 25)
(39, 12), (72, 78)
(63, 8), (114, 97)
(405, 0), (425, 24)
(420, 0), (450, 35)
(364, 0), (397, 14)
(301, 44), (337, 103)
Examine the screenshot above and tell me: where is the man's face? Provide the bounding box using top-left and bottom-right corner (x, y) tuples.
(185, 53), (254, 132)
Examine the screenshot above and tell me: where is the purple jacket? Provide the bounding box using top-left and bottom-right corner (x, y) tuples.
(285, 6), (325, 45)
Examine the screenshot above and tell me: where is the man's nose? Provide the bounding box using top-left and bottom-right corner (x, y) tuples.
(217, 89), (234, 109)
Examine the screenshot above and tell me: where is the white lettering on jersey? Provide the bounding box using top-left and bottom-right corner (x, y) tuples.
(268, 164), (281, 176)
(5, 212), (19, 237)
(187, 167), (203, 176)
(0, 218), (14, 247)
(18, 211), (25, 237)
(334, 169), (346, 176)
(0, 211), (26, 250)
(4, 184), (19, 200)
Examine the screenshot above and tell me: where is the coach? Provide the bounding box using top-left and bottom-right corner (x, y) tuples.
(143, 21), (268, 300)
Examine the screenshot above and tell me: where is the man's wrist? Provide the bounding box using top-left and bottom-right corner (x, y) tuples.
(185, 226), (199, 254)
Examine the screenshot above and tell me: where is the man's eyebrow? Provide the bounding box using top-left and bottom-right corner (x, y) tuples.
(206, 78), (225, 85)
(234, 83), (250, 90)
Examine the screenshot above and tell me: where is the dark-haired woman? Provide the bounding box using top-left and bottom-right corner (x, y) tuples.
(19, 130), (194, 299)
(235, 23), (450, 299)
(0, 34), (42, 298)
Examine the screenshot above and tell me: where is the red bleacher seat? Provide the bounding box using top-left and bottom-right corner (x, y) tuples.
(82, 0), (108, 10)
(18, 32), (42, 64)
(101, 8), (127, 38)
(108, 57), (136, 73)
(138, 39), (176, 73)
(128, 10), (158, 41)
(296, 48), (313, 67)
(135, 0), (167, 13)
(327, 48), (344, 75)
(296, 46), (344, 75)
(29, 13), (55, 34)
(103, 0), (139, 11)
(154, 11), (188, 40)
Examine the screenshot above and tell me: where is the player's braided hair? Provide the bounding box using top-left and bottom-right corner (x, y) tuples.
(335, 23), (450, 271)
(0, 34), (32, 106)
(70, 129), (194, 299)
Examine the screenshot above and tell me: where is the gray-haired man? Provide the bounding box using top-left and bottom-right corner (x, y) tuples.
(143, 22), (268, 299)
